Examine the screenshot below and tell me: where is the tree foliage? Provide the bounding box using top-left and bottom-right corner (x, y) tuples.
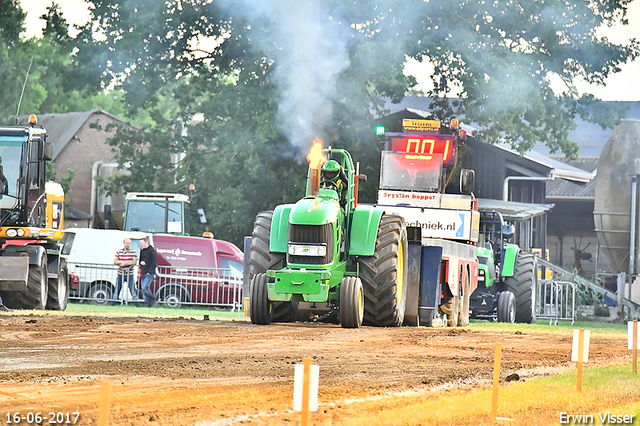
(0, 2), (130, 122)
(404, 0), (639, 156)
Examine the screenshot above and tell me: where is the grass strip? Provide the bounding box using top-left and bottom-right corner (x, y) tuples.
(331, 363), (640, 426)
(21, 301), (249, 321)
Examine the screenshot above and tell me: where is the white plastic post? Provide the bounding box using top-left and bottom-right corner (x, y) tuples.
(294, 358), (319, 426)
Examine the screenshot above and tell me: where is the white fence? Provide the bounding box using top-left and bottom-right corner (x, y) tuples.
(68, 263), (243, 310)
(536, 280), (576, 325)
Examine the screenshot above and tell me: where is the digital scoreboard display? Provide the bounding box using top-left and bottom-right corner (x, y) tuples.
(389, 135), (456, 165)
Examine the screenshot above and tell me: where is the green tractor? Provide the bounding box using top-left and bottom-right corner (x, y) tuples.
(469, 210), (538, 323)
(247, 147), (408, 328)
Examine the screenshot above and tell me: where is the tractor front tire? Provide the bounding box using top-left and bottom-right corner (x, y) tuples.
(46, 265), (69, 311)
(339, 276), (364, 329)
(249, 211), (299, 322)
(497, 291), (516, 323)
(249, 273), (272, 325)
(505, 252), (538, 324)
(359, 214), (408, 327)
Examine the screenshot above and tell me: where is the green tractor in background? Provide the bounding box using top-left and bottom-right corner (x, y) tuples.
(247, 146), (408, 328)
(469, 210), (538, 323)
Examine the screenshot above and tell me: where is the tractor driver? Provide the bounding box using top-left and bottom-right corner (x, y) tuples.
(321, 160), (348, 206)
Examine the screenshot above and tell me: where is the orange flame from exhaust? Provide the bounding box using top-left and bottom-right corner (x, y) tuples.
(306, 138), (327, 170)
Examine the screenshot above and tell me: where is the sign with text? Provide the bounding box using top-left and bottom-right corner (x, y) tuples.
(402, 119), (441, 133)
(383, 206), (474, 241)
(377, 190), (441, 208)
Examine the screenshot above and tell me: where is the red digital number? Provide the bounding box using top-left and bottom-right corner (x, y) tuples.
(392, 137), (452, 162)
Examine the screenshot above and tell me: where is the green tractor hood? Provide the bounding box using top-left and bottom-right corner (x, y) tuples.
(290, 189), (341, 225)
(270, 189), (340, 254)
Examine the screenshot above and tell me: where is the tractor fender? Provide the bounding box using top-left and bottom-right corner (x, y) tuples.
(500, 244), (520, 278)
(269, 204), (293, 254)
(348, 205), (384, 256)
(3, 244), (47, 266)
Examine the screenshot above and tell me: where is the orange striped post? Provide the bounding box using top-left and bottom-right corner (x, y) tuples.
(577, 329), (585, 392)
(301, 357), (312, 426)
(98, 381), (112, 426)
(491, 343), (502, 419)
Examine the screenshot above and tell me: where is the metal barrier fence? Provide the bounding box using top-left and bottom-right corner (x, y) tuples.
(536, 280), (576, 325)
(68, 262), (243, 310)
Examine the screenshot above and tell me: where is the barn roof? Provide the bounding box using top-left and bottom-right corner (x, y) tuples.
(20, 110), (126, 160)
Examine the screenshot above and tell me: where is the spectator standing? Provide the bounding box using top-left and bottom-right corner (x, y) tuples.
(112, 237), (138, 306)
(139, 236), (158, 307)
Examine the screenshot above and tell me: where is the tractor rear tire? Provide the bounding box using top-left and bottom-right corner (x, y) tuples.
(359, 214), (408, 327)
(12, 254), (49, 310)
(505, 252), (538, 324)
(249, 211), (299, 322)
(339, 276), (364, 328)
(249, 273), (272, 325)
(497, 291), (516, 323)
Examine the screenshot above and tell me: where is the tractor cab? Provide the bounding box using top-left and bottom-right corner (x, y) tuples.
(477, 210), (514, 286)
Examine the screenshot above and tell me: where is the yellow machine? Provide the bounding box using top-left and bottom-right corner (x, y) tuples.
(0, 115), (69, 310)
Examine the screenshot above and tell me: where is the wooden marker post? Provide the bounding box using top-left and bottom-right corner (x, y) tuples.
(97, 381), (112, 426)
(634, 321), (638, 375)
(491, 343), (502, 419)
(627, 320), (639, 373)
(294, 357), (319, 426)
(571, 329), (590, 392)
(301, 358), (311, 426)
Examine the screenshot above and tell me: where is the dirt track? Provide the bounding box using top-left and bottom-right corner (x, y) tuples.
(0, 312), (629, 425)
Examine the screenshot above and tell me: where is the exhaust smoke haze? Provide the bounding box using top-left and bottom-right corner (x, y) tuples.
(221, 0), (350, 151)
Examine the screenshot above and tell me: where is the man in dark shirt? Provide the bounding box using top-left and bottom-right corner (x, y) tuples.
(139, 236), (158, 307)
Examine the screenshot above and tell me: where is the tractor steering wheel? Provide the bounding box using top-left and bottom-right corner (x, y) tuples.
(320, 180), (340, 191)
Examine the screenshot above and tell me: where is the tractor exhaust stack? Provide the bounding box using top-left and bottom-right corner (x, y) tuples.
(306, 138), (327, 197)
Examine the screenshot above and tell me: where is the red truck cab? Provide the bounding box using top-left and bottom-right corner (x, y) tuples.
(150, 234), (244, 308)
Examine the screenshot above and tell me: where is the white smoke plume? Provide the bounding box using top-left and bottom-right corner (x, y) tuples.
(224, 0), (351, 150)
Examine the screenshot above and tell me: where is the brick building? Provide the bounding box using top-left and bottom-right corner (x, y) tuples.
(34, 110), (130, 227)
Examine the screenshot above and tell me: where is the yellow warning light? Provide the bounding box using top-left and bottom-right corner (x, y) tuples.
(202, 231), (214, 239)
(450, 119), (459, 129)
(28, 114), (38, 125)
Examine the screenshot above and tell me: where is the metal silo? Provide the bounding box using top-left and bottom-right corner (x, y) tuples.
(594, 120), (640, 277)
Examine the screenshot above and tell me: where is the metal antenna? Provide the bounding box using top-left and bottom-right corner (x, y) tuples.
(15, 57), (34, 125)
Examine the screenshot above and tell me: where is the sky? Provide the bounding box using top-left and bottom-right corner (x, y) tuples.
(20, 0), (640, 102)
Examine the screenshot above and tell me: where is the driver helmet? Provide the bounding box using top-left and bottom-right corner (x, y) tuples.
(322, 160), (342, 181)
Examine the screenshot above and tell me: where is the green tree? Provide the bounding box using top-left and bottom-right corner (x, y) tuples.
(0, 0), (25, 45)
(404, 0), (639, 156)
(0, 2), (131, 122)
